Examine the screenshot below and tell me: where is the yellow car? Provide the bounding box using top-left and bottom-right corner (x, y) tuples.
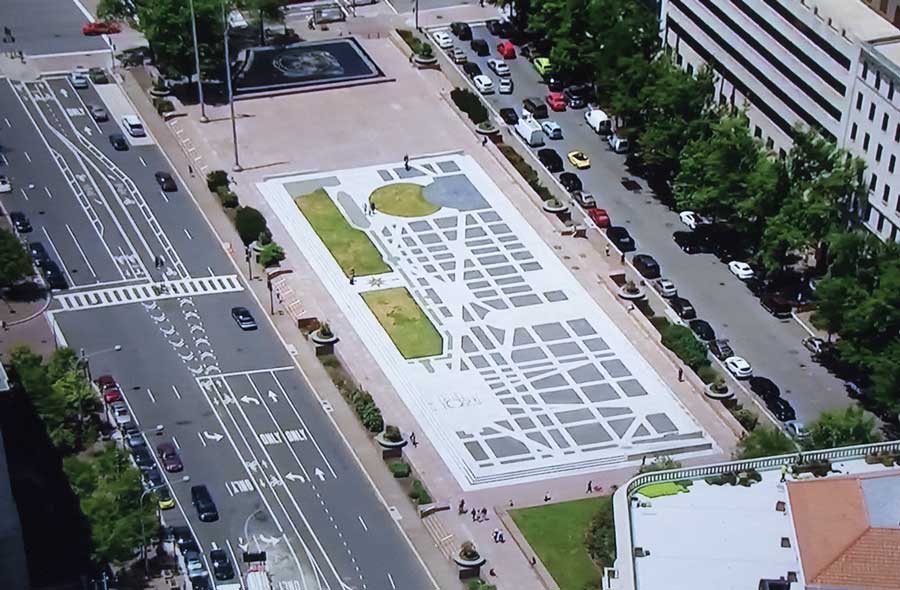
(533, 57), (553, 76)
(567, 150), (591, 169)
(157, 487), (175, 510)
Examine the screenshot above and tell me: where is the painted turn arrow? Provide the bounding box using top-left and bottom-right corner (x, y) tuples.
(203, 431), (224, 442)
(284, 472), (305, 482)
(267, 390), (278, 403)
(314, 467), (325, 481)
(240, 396), (260, 405)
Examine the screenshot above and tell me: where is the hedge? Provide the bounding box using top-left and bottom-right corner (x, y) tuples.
(207, 170), (229, 192)
(409, 479), (432, 504)
(450, 88), (489, 125)
(660, 323), (709, 370)
(234, 206), (269, 246)
(389, 461), (411, 478)
(497, 144), (555, 201)
(216, 186), (239, 209)
(348, 388), (384, 433)
(585, 501), (616, 567)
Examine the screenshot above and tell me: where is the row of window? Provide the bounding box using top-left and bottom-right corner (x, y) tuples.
(861, 60), (897, 105)
(872, 209), (900, 242)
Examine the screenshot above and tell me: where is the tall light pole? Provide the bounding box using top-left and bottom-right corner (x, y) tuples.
(140, 475), (190, 577)
(78, 344), (123, 383)
(414, 0), (419, 30)
(189, 0), (208, 123)
(222, 1), (242, 172)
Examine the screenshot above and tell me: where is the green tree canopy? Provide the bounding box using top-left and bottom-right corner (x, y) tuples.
(735, 426), (796, 459)
(803, 406), (880, 450)
(0, 228), (34, 287)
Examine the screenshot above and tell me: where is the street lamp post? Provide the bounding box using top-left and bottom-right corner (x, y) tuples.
(414, 0), (419, 30)
(222, 1), (242, 172)
(140, 475), (190, 577)
(78, 344), (123, 383)
(189, 0), (208, 123)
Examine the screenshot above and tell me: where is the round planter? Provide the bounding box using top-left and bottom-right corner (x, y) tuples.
(705, 383), (734, 400)
(616, 285), (646, 300)
(476, 122), (499, 135)
(150, 86), (171, 98)
(542, 201), (568, 214)
(375, 431), (408, 449)
(453, 553), (486, 568)
(311, 329), (338, 345)
(413, 54), (438, 68)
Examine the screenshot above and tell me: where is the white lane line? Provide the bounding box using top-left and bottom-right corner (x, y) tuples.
(0, 153), (7, 165)
(41, 227), (77, 287)
(225, 540), (247, 590)
(172, 385), (182, 399)
(65, 223), (98, 278)
(139, 156), (147, 167)
(273, 372), (337, 478)
(197, 431), (208, 447)
(161, 191), (169, 203)
(20, 188), (28, 201)
(208, 266), (215, 277)
(44, 186), (52, 199)
(118, 388), (141, 427)
(187, 147), (197, 153)
(387, 573), (396, 589)
(147, 388), (156, 403)
(3, 117), (10, 128)
(196, 366), (295, 380)
(358, 515), (368, 532)
(24, 151), (31, 163)
(172, 436), (180, 449)
(184, 228), (193, 240)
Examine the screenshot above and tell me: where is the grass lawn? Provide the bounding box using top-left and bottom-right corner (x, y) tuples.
(369, 183), (440, 217)
(295, 189), (391, 277)
(361, 287), (443, 358)
(510, 497), (610, 590)
(636, 482), (687, 498)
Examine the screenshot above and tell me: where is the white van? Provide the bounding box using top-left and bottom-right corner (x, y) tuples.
(122, 115), (146, 138)
(584, 108), (611, 135)
(515, 116), (544, 147)
(608, 133), (630, 154)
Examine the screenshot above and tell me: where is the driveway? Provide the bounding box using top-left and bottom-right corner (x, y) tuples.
(432, 22), (850, 424)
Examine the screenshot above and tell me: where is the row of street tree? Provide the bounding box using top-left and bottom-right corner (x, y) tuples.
(518, 0), (899, 416)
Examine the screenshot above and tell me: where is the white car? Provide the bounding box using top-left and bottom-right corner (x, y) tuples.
(69, 72), (89, 89)
(0, 175), (11, 194)
(679, 210), (709, 229)
(724, 356), (753, 378)
(433, 31), (453, 49)
(473, 75), (494, 94)
(784, 420), (809, 440)
(110, 401), (131, 426)
(541, 120), (563, 140)
(728, 261), (755, 280)
(652, 278), (677, 298)
(498, 78), (513, 94)
(487, 58), (510, 76)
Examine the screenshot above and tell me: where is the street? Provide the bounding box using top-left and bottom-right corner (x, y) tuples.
(0, 73), (433, 590)
(433, 22), (849, 423)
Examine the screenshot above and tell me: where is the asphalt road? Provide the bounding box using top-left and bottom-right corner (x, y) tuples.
(0, 73), (433, 590)
(0, 0), (107, 56)
(434, 23), (850, 424)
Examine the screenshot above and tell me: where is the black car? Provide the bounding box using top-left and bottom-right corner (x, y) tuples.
(143, 466), (165, 490)
(559, 172), (582, 193)
(673, 231), (706, 254)
(688, 319), (715, 341)
(695, 225), (746, 260)
(486, 19), (503, 35)
(41, 261), (68, 290)
(709, 339), (734, 360)
(671, 297), (696, 320)
(545, 75), (564, 91)
(450, 22), (472, 40)
(606, 226), (635, 252)
(537, 149), (563, 173)
(462, 62), (482, 79)
(191, 485), (219, 522)
(172, 526), (200, 554)
(499, 108), (519, 125)
(633, 254), (660, 279)
(9, 212), (32, 233)
(29, 242), (50, 267)
(743, 277), (768, 296)
(210, 549), (236, 581)
(132, 446), (157, 472)
(761, 294), (792, 318)
(470, 38), (489, 56)
(749, 376), (781, 402)
(155, 171), (177, 192)
(231, 306), (257, 330)
(767, 397), (796, 422)
(563, 86), (587, 108)
(109, 133), (129, 151)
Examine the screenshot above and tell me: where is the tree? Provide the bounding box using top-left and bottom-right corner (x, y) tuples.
(0, 229), (34, 287)
(810, 275), (862, 339)
(234, 206), (269, 245)
(803, 406), (880, 450)
(53, 369), (100, 450)
(870, 340), (900, 416)
(47, 347), (79, 384)
(239, 0), (286, 45)
(735, 426), (795, 459)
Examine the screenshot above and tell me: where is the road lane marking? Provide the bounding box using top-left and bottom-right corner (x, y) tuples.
(197, 431), (207, 447)
(3, 117), (10, 127)
(172, 385), (182, 399)
(65, 223), (98, 278)
(139, 156), (147, 167)
(184, 228), (193, 240)
(24, 151), (31, 163)
(225, 540), (247, 590)
(387, 573), (396, 589)
(358, 515), (368, 532)
(20, 188), (28, 201)
(273, 372), (338, 478)
(161, 191), (169, 203)
(197, 367), (294, 380)
(147, 388), (156, 403)
(0, 153), (7, 165)
(41, 227), (77, 287)
(172, 436), (180, 449)
(44, 186), (52, 199)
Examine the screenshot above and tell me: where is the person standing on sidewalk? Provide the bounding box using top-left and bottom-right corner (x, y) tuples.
(586, 480), (593, 494)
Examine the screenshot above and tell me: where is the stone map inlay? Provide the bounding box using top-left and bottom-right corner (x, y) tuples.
(261, 155), (715, 489)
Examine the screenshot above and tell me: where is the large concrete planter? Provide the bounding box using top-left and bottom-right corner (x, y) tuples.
(616, 283), (646, 301)
(705, 383), (734, 400)
(413, 54), (438, 68)
(476, 121), (499, 135)
(542, 199), (568, 214)
(311, 328), (338, 345)
(375, 431), (408, 449)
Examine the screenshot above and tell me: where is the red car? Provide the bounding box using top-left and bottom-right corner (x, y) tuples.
(496, 41), (516, 59)
(545, 92), (566, 112)
(95, 374), (122, 403)
(157, 441), (184, 472)
(589, 208), (610, 228)
(82, 21), (121, 36)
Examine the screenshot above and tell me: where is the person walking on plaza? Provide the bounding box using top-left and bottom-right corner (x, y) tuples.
(471, 508), (477, 521)
(410, 432), (418, 447)
(492, 529), (500, 543)
(404, 154), (410, 171)
(586, 480), (593, 494)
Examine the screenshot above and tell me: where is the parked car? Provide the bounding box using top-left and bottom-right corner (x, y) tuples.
(496, 40), (516, 59)
(473, 75), (494, 94)
(132, 446), (156, 471)
(567, 150), (590, 169)
(761, 294), (792, 318)
(41, 261), (68, 290)
(532, 57), (553, 76)
(471, 39), (489, 56)
(563, 84), (590, 108)
(743, 277), (767, 297)
(709, 339), (734, 360)
(450, 22), (471, 40)
(589, 208), (610, 228)
(689, 319), (715, 341)
(607, 133), (630, 153)
(767, 397), (796, 422)
(670, 297), (697, 320)
(573, 191), (596, 208)
(0, 175), (10, 193)
(96, 375), (122, 403)
(125, 430), (147, 452)
(462, 62), (482, 79)
(559, 172), (582, 193)
(155, 172), (177, 192)
(231, 306), (257, 330)
(606, 226), (634, 251)
(728, 261), (755, 280)
(724, 356), (753, 378)
(157, 441), (184, 472)
(69, 72), (89, 89)
(485, 19), (504, 35)
(748, 376), (781, 401)
(522, 97), (548, 119)
(451, 48), (467, 64)
(9, 212), (32, 234)
(173, 526), (200, 554)
(802, 336), (827, 357)
(157, 485), (175, 510)
(537, 149), (563, 173)
(546, 76), (564, 91)
(191, 485), (219, 522)
(678, 211), (709, 230)
(784, 419), (808, 440)
(88, 67), (109, 84)
(89, 104), (108, 122)
(185, 551), (208, 580)
(82, 21), (120, 35)
(109, 133), (129, 151)
(210, 549), (236, 581)
(28, 242), (49, 267)
(545, 91), (566, 112)
(499, 108), (519, 125)
(432, 31), (453, 49)
(633, 254), (660, 279)
(498, 78), (513, 94)
(487, 58), (510, 76)
(673, 231), (706, 254)
(652, 278), (677, 298)
(540, 120), (563, 140)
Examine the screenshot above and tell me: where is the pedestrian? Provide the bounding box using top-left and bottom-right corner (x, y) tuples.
(489, 568), (496, 577)
(586, 480), (593, 494)
(471, 508), (477, 521)
(362, 201), (368, 215)
(492, 529), (500, 543)
(620, 252), (625, 264)
(370, 200), (376, 214)
(530, 556), (537, 567)
(480, 0), (484, 6)
(458, 499), (466, 514)
(508, 499), (514, 507)
(349, 268), (356, 285)
(188, 164), (194, 177)
(481, 507), (488, 520)
(404, 154), (410, 171)
(677, 367), (684, 382)
(498, 531), (505, 543)
(605, 244), (610, 257)
(1, 320), (7, 331)
(543, 492), (551, 502)
(780, 464), (788, 483)
(410, 432), (418, 447)
(627, 303), (635, 313)
(641, 456), (647, 467)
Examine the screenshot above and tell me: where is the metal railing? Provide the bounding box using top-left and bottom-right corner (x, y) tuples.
(602, 440), (900, 590)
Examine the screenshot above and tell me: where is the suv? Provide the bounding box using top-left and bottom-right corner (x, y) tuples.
(462, 62), (482, 79)
(761, 294), (792, 318)
(470, 39), (489, 56)
(670, 297), (696, 320)
(709, 339), (735, 361)
(537, 149), (563, 173)
(522, 97), (548, 119)
(673, 231), (706, 254)
(606, 226), (635, 252)
(559, 172), (582, 193)
(191, 485), (219, 522)
(450, 22), (471, 40)
(563, 84), (590, 108)
(632, 254), (660, 279)
(9, 212), (32, 233)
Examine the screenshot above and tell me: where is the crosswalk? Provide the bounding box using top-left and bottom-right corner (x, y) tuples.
(54, 275), (244, 310)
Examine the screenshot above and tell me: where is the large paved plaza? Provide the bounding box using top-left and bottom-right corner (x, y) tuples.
(261, 154), (716, 489)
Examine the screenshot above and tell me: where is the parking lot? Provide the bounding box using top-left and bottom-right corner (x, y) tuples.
(431, 21), (850, 426)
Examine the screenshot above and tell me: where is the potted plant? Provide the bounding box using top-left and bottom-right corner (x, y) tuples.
(150, 77), (171, 98)
(705, 376), (733, 400)
(616, 279), (646, 301)
(376, 424), (408, 449)
(542, 198), (568, 214)
(476, 121), (499, 136)
(413, 42), (438, 67)
(453, 541), (486, 568)
(311, 321), (338, 345)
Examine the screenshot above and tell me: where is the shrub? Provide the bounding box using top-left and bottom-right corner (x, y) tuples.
(648, 315), (669, 332)
(697, 365), (718, 384)
(467, 580), (497, 590)
(409, 479), (432, 504)
(383, 424), (402, 442)
(349, 389), (384, 432)
(450, 88), (489, 125)
(705, 471), (737, 486)
(389, 461), (411, 478)
(638, 456), (681, 474)
(660, 323), (709, 369)
(234, 207), (269, 245)
(397, 28), (425, 54)
(459, 541), (480, 561)
(318, 322), (333, 339)
(155, 99), (175, 115)
(730, 406), (759, 431)
(207, 170), (229, 192)
(216, 186), (239, 208)
(258, 242), (285, 267)
(584, 502), (616, 566)
(498, 144), (555, 201)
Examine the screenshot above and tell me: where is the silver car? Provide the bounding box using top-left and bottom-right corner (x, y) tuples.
(69, 72), (89, 89)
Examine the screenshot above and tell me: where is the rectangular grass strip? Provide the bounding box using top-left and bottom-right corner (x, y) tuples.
(361, 287), (443, 359)
(295, 188), (391, 277)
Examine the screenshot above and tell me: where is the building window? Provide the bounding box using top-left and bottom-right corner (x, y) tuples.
(890, 154), (896, 173)
(779, 148), (787, 160)
(881, 0), (889, 14)
(687, 63), (694, 76)
(896, 123), (900, 142)
(877, 212), (885, 232)
(883, 185), (890, 203)
(891, 225), (898, 243)
(676, 53), (683, 66)
(870, 173), (878, 191)
(864, 133), (871, 151)
(863, 61), (869, 79)
(869, 103), (876, 121)
(876, 70), (882, 90)
(851, 123), (858, 140)
(890, 81), (896, 101)
(857, 92), (864, 110)
(754, 126), (762, 138)
(877, 144), (884, 162)
(884, 113), (890, 131)
(766, 137), (774, 149)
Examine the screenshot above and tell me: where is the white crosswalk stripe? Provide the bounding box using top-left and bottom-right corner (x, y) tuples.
(54, 275), (243, 310)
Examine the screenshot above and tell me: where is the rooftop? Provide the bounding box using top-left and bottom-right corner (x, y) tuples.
(803, 0), (898, 42)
